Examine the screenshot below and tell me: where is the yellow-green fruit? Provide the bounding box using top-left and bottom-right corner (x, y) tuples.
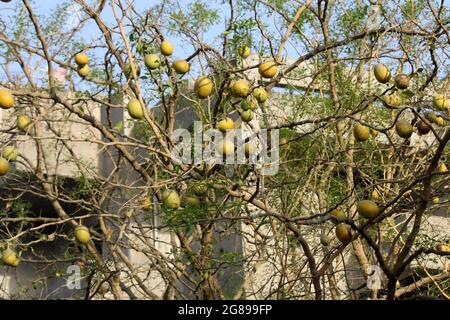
(435, 116), (445, 127)
(0, 158), (9, 176)
(144, 54), (160, 70)
(217, 118), (234, 132)
(374, 63), (391, 84)
(357, 200), (380, 219)
(17, 115), (31, 132)
(77, 65), (90, 78)
(124, 63), (141, 78)
(221, 140), (234, 156)
(395, 119), (413, 139)
(240, 110), (253, 123)
(0, 89), (14, 109)
(330, 208), (346, 222)
(2, 248), (18, 267)
(2, 146), (18, 161)
(425, 112), (437, 123)
(192, 182), (207, 196)
(194, 76), (213, 99)
(438, 163), (448, 173)
(141, 196), (152, 211)
(433, 94), (449, 110)
(244, 143), (254, 157)
(258, 61), (277, 78)
(75, 225), (90, 244)
(436, 243), (450, 253)
(335, 223), (352, 244)
(353, 124), (370, 142)
(280, 137), (288, 146)
(241, 99), (257, 111)
(238, 45), (250, 58)
(394, 74), (410, 89)
(127, 99), (144, 119)
(320, 233), (332, 246)
(231, 79), (250, 97)
(172, 60), (190, 74)
(371, 189), (381, 201)
(74, 53), (89, 66)
(160, 40), (174, 56)
(252, 87), (268, 103)
(432, 196), (440, 204)
(162, 189), (180, 209)
(383, 94), (402, 107)
(184, 195), (200, 207)
(370, 129), (379, 137)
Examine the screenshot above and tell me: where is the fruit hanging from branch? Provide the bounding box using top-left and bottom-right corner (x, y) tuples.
(194, 76), (213, 99)
(74, 225), (90, 244)
(433, 94), (449, 110)
(335, 223), (352, 244)
(127, 99), (144, 119)
(395, 119), (413, 139)
(353, 123), (370, 142)
(144, 54), (160, 70)
(394, 74), (410, 89)
(162, 189), (180, 209)
(258, 61), (277, 78)
(252, 87), (268, 103)
(0, 89), (14, 109)
(374, 63), (391, 84)
(160, 40), (174, 56)
(231, 79), (250, 97)
(172, 60), (190, 74)
(357, 200), (380, 219)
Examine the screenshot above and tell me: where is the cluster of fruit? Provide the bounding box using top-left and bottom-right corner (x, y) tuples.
(353, 63), (448, 142)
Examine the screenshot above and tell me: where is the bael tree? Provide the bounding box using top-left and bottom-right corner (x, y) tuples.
(0, 0), (449, 300)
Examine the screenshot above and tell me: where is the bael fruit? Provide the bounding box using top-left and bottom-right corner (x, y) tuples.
(330, 208), (346, 222)
(160, 40), (174, 56)
(77, 65), (90, 78)
(238, 45), (250, 58)
(17, 115), (31, 132)
(374, 63), (391, 84)
(394, 74), (410, 89)
(217, 118), (234, 132)
(244, 143), (254, 157)
(172, 60), (190, 74)
(75, 225), (90, 244)
(353, 123), (370, 142)
(127, 99), (144, 119)
(74, 53), (89, 66)
(252, 87), (268, 103)
(162, 189), (180, 209)
(357, 200), (380, 219)
(396, 119), (413, 139)
(2, 146), (18, 161)
(438, 163), (448, 173)
(241, 99), (257, 111)
(221, 140), (234, 156)
(417, 120), (431, 135)
(2, 248), (18, 267)
(124, 62), (141, 78)
(231, 79), (250, 97)
(240, 110), (253, 123)
(432, 196), (440, 204)
(435, 116), (445, 127)
(0, 89), (14, 109)
(335, 223), (352, 244)
(194, 76), (213, 99)
(433, 94), (449, 110)
(425, 112), (437, 123)
(258, 61), (277, 78)
(144, 54), (160, 70)
(0, 158), (9, 175)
